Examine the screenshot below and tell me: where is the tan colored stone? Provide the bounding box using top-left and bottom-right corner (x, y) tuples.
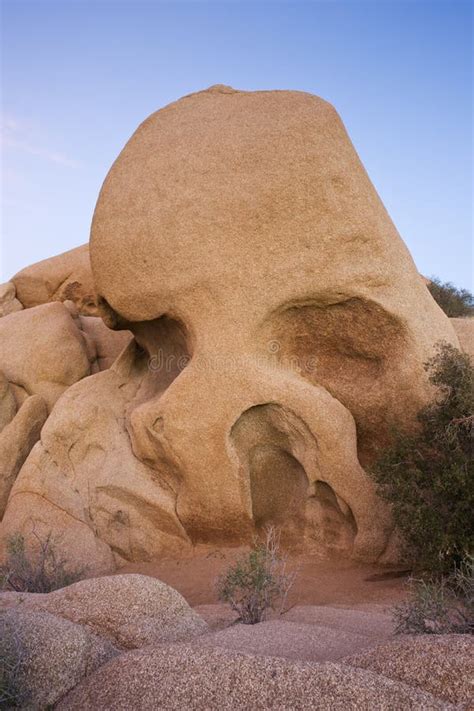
(58, 299), (132, 372)
(0, 608), (117, 708)
(0, 574), (207, 649)
(0, 302), (92, 410)
(89, 85), (455, 546)
(12, 244), (97, 315)
(0, 299), (127, 416)
(0, 305), (128, 529)
(0, 281), (23, 317)
(57, 643), (453, 710)
(0, 370), (16, 433)
(0, 395), (48, 516)
(450, 317), (474, 359)
(342, 634), (474, 705)
(1, 87), (460, 571)
(0, 353), (191, 572)
(78, 315), (132, 371)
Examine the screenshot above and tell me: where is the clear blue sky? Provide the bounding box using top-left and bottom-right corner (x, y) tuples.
(1, 0), (472, 288)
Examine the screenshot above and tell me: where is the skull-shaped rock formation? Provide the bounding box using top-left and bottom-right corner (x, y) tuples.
(0, 86), (459, 573)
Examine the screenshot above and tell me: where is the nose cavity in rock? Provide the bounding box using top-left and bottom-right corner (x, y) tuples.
(130, 315), (192, 404)
(230, 403), (357, 553)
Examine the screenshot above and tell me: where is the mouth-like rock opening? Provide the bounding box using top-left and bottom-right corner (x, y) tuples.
(230, 403), (357, 554)
(230, 404), (309, 545)
(248, 444), (308, 540)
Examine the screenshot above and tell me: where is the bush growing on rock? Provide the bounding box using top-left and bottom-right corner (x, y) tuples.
(371, 342), (473, 575)
(0, 531), (84, 593)
(216, 527), (296, 624)
(428, 277), (474, 317)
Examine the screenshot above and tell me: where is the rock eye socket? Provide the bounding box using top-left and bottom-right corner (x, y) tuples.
(259, 297), (407, 463)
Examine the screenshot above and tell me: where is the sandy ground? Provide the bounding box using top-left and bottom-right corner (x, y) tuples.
(118, 546), (410, 610)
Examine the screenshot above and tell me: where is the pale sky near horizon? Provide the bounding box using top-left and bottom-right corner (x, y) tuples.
(1, 0), (472, 288)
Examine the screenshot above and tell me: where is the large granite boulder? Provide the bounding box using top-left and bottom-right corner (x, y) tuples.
(56, 643), (454, 710)
(0, 302), (92, 410)
(0, 574), (208, 649)
(342, 634), (474, 705)
(0, 607), (116, 708)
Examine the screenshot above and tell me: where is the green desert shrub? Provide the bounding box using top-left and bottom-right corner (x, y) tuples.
(428, 277), (474, 317)
(0, 531), (83, 593)
(393, 555), (473, 635)
(371, 342), (473, 575)
(216, 527), (296, 624)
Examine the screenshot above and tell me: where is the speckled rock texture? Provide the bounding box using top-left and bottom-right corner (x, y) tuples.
(281, 604), (394, 638)
(0, 607), (117, 708)
(342, 634), (474, 706)
(195, 619), (383, 662)
(57, 643), (454, 710)
(0, 574), (208, 649)
(0, 86), (463, 573)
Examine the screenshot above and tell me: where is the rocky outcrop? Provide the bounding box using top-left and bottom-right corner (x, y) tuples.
(0, 86), (464, 572)
(2, 572), (467, 710)
(0, 352), (190, 573)
(0, 300), (131, 526)
(0, 302), (92, 410)
(0, 296), (131, 406)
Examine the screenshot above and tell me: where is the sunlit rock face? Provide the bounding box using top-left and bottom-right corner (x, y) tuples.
(0, 85), (459, 573)
(11, 244), (98, 316)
